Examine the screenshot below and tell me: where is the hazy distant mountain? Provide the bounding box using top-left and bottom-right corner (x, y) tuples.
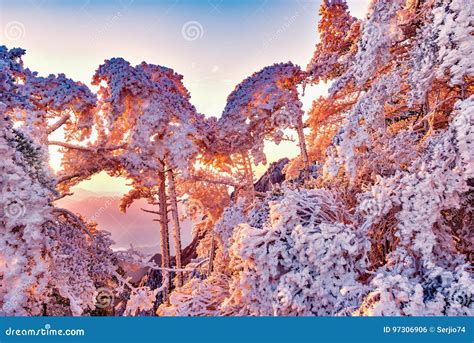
(55, 189), (193, 253)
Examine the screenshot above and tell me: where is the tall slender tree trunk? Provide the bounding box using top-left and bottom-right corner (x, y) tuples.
(158, 163), (171, 303)
(207, 231), (216, 277)
(296, 114), (310, 174)
(167, 169), (183, 288)
(243, 153), (255, 201)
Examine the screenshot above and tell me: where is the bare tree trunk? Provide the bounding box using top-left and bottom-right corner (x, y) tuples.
(296, 114), (310, 174)
(207, 231), (216, 277)
(167, 169), (183, 288)
(158, 163), (171, 303)
(243, 153), (255, 201)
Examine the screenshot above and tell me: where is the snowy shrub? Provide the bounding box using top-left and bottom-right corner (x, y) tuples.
(157, 273), (230, 316)
(222, 188), (368, 315)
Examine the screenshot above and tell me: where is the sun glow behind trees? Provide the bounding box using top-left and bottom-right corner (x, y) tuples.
(9, 0), (345, 184)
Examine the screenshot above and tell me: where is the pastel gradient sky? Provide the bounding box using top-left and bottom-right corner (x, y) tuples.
(1, 0), (370, 195)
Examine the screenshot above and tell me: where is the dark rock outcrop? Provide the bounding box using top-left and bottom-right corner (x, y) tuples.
(254, 158), (289, 193)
